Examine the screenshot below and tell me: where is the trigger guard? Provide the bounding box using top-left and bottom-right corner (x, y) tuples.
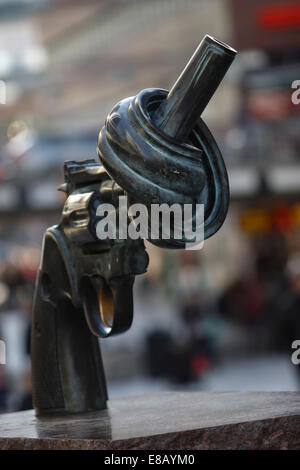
(81, 276), (134, 338)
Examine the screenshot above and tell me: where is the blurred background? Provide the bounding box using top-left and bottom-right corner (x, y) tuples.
(0, 0), (300, 413)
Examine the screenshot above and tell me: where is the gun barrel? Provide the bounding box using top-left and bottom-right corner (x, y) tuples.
(153, 35), (237, 141)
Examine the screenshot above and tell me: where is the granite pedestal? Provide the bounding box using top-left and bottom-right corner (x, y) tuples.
(0, 392), (299, 450)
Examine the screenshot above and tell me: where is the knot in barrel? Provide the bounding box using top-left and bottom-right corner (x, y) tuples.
(98, 88), (205, 208)
(98, 87), (229, 248)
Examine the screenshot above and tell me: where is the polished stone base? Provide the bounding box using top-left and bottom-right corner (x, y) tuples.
(0, 392), (299, 450)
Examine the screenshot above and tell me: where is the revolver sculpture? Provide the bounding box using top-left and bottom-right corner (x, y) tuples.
(31, 35), (236, 415)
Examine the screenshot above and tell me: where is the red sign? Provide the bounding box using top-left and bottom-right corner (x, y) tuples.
(258, 3), (300, 32)
(229, 0), (300, 50)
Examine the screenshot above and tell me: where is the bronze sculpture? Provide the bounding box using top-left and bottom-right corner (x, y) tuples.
(31, 35), (237, 415)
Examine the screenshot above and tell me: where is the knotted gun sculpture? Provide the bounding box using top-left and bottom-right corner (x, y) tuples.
(31, 35), (236, 415)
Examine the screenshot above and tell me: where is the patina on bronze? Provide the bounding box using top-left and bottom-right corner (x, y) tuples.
(31, 35), (237, 415)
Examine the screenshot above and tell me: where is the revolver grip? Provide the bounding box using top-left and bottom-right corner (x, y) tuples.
(31, 231), (108, 415)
